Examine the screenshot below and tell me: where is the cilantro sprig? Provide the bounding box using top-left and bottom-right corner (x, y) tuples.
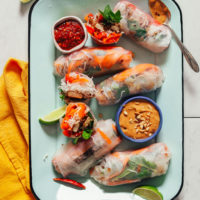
(99, 5), (122, 24)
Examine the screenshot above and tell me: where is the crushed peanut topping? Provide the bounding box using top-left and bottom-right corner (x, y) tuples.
(119, 99), (160, 139)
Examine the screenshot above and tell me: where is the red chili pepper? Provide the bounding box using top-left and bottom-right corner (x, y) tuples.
(65, 73), (74, 83)
(53, 178), (86, 189)
(62, 129), (71, 137)
(85, 25), (95, 34)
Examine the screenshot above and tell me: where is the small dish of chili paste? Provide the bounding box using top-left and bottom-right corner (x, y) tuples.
(52, 16), (88, 54)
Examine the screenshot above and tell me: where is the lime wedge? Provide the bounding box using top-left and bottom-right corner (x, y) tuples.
(39, 105), (66, 125)
(132, 186), (163, 200)
(20, 0), (32, 3)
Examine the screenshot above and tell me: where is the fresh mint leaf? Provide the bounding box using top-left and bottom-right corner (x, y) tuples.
(99, 4), (122, 24)
(115, 10), (121, 21)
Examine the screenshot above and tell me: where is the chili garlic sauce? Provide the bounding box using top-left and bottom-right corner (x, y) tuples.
(119, 99), (160, 139)
(54, 20), (85, 50)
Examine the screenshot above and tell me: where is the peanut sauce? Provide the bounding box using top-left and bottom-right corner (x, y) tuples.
(119, 99), (160, 139)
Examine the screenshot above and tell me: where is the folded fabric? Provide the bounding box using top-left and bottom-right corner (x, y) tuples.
(0, 58), (35, 200)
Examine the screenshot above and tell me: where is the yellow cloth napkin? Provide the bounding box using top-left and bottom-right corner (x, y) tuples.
(0, 58), (35, 200)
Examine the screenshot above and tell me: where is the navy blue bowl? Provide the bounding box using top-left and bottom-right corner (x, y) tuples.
(116, 96), (163, 143)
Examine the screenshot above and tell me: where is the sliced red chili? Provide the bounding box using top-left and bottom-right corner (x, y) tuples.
(62, 129), (71, 137)
(85, 25), (95, 34)
(53, 178), (86, 189)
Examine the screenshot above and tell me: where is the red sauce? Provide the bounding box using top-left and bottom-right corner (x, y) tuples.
(54, 20), (85, 50)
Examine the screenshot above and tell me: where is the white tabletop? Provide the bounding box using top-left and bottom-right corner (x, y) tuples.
(0, 0), (199, 199)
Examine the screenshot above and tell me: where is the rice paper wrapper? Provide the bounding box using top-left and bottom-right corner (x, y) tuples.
(90, 143), (171, 186)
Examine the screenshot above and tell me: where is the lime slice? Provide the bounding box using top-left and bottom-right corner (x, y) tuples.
(20, 0), (32, 3)
(39, 105), (66, 125)
(132, 186), (163, 200)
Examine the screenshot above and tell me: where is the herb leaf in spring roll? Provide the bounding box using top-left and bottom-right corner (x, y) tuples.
(52, 119), (121, 177)
(114, 1), (171, 53)
(90, 143), (171, 186)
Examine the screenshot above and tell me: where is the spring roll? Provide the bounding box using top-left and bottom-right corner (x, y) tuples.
(60, 102), (96, 139)
(59, 72), (96, 101)
(54, 46), (133, 77)
(52, 119), (121, 177)
(96, 63), (164, 105)
(114, 1), (171, 53)
(90, 143), (171, 186)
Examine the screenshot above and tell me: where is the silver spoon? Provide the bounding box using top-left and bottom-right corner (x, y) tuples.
(149, 0), (199, 73)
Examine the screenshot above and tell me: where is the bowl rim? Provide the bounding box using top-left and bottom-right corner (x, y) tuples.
(115, 96), (163, 143)
(52, 16), (88, 54)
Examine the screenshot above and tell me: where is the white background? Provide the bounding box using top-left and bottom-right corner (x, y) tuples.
(0, 0), (200, 199)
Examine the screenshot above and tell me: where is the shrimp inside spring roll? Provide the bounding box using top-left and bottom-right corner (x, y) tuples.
(52, 119), (121, 177)
(59, 72), (96, 102)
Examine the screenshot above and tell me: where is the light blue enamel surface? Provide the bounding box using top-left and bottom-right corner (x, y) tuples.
(29, 0), (183, 199)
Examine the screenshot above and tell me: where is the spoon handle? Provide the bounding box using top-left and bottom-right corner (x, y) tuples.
(164, 24), (199, 73)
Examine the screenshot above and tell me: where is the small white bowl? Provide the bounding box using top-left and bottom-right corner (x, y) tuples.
(52, 16), (88, 54)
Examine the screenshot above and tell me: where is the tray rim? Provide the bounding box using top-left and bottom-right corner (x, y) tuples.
(28, 0), (184, 199)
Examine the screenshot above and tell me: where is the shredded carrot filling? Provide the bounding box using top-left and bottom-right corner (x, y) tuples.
(65, 73), (89, 84)
(61, 103), (87, 131)
(112, 152), (120, 158)
(112, 124), (117, 132)
(97, 128), (112, 144)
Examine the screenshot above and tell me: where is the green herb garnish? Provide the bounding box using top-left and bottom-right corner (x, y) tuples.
(59, 89), (65, 101)
(99, 5), (122, 24)
(135, 29), (147, 38)
(127, 20), (147, 39)
(72, 137), (80, 144)
(112, 156), (157, 181)
(82, 129), (93, 140)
